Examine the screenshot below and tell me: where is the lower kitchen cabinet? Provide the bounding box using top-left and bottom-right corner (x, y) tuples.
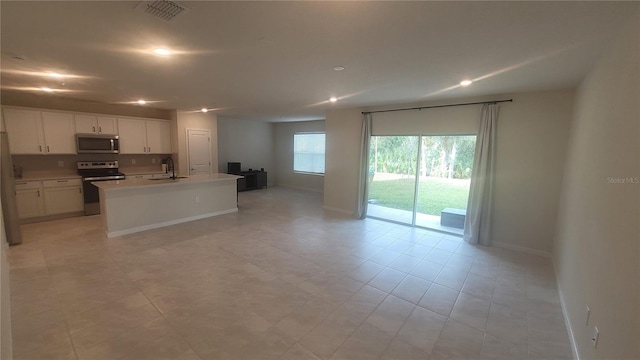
(15, 181), (45, 219)
(15, 178), (83, 219)
(43, 179), (83, 215)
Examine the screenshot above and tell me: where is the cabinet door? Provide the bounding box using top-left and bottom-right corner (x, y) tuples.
(75, 114), (97, 133)
(44, 186), (84, 215)
(3, 108), (44, 154)
(145, 120), (171, 154)
(97, 116), (118, 134)
(41, 112), (76, 154)
(118, 118), (147, 154)
(16, 188), (45, 218)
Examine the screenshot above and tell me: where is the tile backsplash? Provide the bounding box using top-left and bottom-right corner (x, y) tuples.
(13, 154), (172, 177)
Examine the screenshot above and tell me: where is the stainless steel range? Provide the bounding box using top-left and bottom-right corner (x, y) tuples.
(77, 161), (125, 215)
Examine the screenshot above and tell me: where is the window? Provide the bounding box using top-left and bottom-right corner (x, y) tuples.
(294, 133), (325, 174)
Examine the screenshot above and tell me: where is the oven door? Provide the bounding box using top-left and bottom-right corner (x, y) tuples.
(81, 176), (123, 215)
(82, 179), (101, 215)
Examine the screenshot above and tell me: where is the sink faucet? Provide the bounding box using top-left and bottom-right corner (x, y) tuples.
(165, 156), (177, 179)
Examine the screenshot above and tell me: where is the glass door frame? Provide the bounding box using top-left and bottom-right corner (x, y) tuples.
(367, 134), (475, 235)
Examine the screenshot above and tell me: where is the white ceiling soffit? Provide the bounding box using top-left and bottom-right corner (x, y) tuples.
(136, 0), (190, 22)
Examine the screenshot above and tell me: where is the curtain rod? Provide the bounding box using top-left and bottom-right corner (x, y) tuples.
(361, 99), (513, 115)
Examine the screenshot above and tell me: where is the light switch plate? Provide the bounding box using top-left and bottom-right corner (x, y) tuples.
(57, 160), (64, 167)
(131, 159), (136, 165)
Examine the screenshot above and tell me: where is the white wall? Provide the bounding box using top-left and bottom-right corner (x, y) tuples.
(174, 111), (219, 176)
(324, 108), (363, 214)
(553, 9), (639, 360)
(324, 90), (574, 254)
(491, 90), (573, 254)
(274, 120), (325, 192)
(217, 118), (275, 185)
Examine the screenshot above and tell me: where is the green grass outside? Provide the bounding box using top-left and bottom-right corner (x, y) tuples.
(368, 177), (470, 215)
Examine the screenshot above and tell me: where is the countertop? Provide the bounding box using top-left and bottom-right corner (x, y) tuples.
(93, 173), (242, 191)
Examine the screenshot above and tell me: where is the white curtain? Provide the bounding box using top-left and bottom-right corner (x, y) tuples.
(356, 113), (373, 219)
(464, 103), (499, 245)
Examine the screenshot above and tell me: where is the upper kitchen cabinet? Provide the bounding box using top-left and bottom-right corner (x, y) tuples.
(4, 108), (76, 154)
(118, 118), (171, 154)
(3, 108), (45, 154)
(75, 114), (118, 135)
(145, 120), (171, 154)
(41, 112), (76, 154)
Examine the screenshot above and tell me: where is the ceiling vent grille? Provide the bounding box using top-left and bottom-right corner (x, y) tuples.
(136, 0), (190, 22)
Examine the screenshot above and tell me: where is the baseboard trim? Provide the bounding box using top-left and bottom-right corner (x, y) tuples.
(492, 240), (551, 258)
(106, 208), (238, 238)
(19, 211), (85, 224)
(322, 206), (354, 216)
(552, 258), (581, 360)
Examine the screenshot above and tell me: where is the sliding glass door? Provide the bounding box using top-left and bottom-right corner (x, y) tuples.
(367, 136), (419, 225)
(367, 135), (476, 234)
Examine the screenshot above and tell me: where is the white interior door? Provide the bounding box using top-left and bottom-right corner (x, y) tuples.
(187, 129), (211, 175)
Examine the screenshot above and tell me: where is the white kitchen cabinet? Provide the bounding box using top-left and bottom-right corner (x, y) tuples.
(145, 120), (171, 154)
(15, 181), (45, 219)
(3, 108), (76, 154)
(118, 118), (147, 154)
(75, 114), (118, 135)
(43, 179), (83, 215)
(118, 118), (171, 154)
(41, 112), (76, 154)
(3, 108), (45, 154)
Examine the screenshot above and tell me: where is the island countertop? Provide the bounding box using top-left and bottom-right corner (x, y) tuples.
(93, 173), (242, 191)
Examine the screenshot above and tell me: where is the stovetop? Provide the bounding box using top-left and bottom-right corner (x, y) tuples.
(77, 161), (125, 177)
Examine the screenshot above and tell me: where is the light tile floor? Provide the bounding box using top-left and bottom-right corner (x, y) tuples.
(8, 187), (572, 360)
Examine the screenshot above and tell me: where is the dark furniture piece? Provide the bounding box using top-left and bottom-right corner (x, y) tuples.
(440, 208), (466, 229)
(237, 170), (267, 191)
(227, 162), (267, 192)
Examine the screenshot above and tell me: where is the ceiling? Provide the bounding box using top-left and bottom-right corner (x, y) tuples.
(0, 1), (635, 122)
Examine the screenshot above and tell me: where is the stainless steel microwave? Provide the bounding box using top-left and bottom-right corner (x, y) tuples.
(76, 134), (120, 154)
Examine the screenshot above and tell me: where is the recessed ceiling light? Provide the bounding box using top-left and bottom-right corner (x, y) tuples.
(333, 66), (345, 71)
(137, 99), (147, 105)
(48, 72), (64, 78)
(40, 87), (54, 92)
(153, 48), (171, 56)
(460, 80), (473, 87)
(329, 97), (338, 103)
(201, 108), (208, 113)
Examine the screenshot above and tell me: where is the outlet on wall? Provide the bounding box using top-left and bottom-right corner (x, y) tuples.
(195, 195), (200, 203)
(592, 326), (599, 349)
(152, 158), (156, 164)
(57, 160), (64, 167)
(131, 159), (136, 165)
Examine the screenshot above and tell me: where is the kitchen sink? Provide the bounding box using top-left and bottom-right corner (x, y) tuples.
(148, 176), (189, 180)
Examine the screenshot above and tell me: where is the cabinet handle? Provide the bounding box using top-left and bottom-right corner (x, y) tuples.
(57, 180), (68, 183)
(93, 126), (96, 132)
(99, 126), (102, 132)
(39, 145), (42, 152)
(37, 190), (40, 197)
(79, 188), (82, 194)
(47, 145), (50, 153)
(148, 146), (151, 152)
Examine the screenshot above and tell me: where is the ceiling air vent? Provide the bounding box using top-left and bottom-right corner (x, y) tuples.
(136, 0), (190, 22)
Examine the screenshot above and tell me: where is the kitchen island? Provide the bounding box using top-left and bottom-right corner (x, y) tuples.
(94, 173), (241, 237)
